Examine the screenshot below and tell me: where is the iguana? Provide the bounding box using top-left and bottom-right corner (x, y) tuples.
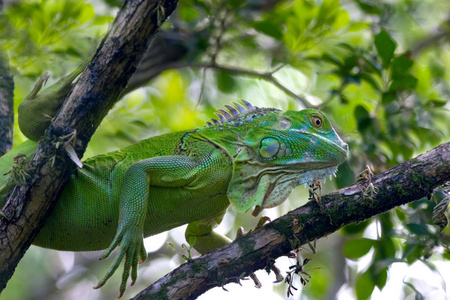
(1, 89), (348, 297)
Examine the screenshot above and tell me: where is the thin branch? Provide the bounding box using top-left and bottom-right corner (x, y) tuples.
(195, 67), (208, 111)
(209, 6), (229, 66)
(176, 62), (314, 108)
(133, 141), (450, 299)
(411, 17), (450, 57)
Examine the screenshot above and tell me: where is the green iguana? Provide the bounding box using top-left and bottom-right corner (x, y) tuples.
(1, 70), (348, 297)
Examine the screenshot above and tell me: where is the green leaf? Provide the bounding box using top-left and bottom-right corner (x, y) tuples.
(322, 53), (343, 66)
(340, 93), (350, 104)
(395, 207), (406, 221)
(252, 20), (283, 39)
(335, 161), (355, 188)
(375, 29), (397, 69)
(344, 238), (376, 260)
(346, 21), (370, 32)
(216, 71), (236, 93)
(91, 15), (115, 26)
(426, 99), (447, 107)
(337, 42), (355, 52)
(360, 73), (381, 91)
(404, 223), (431, 236)
(377, 237), (396, 259)
(363, 56), (383, 77)
(399, 141), (414, 159)
(389, 74), (418, 91)
(356, 271), (375, 300)
(391, 53), (414, 79)
(381, 91), (396, 104)
(354, 105), (372, 133)
(187, 236), (197, 247)
(342, 219), (371, 235)
(402, 242), (420, 262)
(373, 268), (387, 290)
(355, 0), (384, 15)
(443, 250), (450, 260)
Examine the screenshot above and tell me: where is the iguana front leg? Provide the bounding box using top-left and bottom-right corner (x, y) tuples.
(95, 150), (231, 297)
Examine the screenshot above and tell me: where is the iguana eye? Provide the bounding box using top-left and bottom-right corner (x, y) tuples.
(311, 116), (322, 128)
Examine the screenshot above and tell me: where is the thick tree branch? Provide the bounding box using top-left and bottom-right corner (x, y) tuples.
(133, 141), (450, 299)
(0, 0), (179, 291)
(0, 52), (14, 156)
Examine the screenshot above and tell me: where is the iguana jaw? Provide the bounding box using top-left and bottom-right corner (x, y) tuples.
(250, 165), (339, 216)
(300, 131), (348, 164)
(257, 165), (339, 212)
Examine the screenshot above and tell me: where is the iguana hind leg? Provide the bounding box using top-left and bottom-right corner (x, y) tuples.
(185, 212), (231, 254)
(18, 59), (89, 141)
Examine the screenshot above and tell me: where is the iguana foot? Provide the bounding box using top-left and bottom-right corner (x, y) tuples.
(355, 165), (378, 206)
(308, 179), (322, 208)
(5, 153), (30, 185)
(94, 225), (147, 298)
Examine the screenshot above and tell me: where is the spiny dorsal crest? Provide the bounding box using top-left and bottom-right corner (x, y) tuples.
(205, 99), (280, 127)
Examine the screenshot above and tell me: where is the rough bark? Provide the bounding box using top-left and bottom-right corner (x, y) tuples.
(133, 141), (450, 300)
(0, 0), (179, 292)
(0, 52), (14, 156)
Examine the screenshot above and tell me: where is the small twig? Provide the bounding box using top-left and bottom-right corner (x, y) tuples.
(210, 6), (229, 66)
(175, 62), (313, 108)
(195, 67), (208, 111)
(269, 63), (288, 75)
(196, 4), (229, 109)
(411, 19), (450, 58)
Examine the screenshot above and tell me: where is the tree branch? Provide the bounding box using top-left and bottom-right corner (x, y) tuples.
(0, 52), (14, 156)
(133, 141), (450, 299)
(0, 0), (179, 291)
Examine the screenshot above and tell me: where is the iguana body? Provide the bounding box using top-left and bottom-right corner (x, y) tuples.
(1, 98), (348, 296)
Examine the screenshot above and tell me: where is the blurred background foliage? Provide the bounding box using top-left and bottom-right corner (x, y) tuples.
(1, 0), (449, 299)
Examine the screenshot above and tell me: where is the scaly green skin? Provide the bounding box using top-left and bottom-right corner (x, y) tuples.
(1, 100), (348, 297)
(18, 60), (89, 141)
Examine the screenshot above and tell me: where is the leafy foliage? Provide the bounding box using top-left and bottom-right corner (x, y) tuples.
(1, 0), (449, 299)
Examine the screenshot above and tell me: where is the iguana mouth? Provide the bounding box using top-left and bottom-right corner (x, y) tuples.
(296, 130), (348, 160)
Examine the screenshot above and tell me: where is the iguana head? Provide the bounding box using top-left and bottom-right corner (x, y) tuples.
(199, 100), (348, 214)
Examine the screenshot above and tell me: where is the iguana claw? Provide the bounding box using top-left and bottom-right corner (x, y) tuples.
(95, 224), (147, 297)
